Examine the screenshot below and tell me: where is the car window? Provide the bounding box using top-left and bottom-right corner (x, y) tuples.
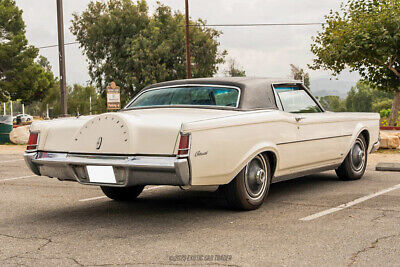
(127, 86), (240, 108)
(275, 86), (321, 113)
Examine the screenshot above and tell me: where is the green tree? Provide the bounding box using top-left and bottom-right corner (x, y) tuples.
(319, 95), (346, 112)
(0, 0), (55, 104)
(290, 64), (310, 88)
(310, 0), (400, 125)
(71, 0), (226, 103)
(345, 81), (373, 112)
(68, 84), (106, 116)
(225, 59), (246, 77)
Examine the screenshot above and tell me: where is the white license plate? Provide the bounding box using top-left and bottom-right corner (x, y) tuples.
(86, 166), (116, 184)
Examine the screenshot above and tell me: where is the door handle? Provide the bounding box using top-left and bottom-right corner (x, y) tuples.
(295, 116), (305, 122)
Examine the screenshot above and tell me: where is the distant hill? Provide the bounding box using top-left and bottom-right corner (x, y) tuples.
(309, 77), (357, 99)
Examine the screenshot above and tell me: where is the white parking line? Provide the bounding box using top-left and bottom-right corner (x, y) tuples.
(1, 175), (37, 182)
(0, 159), (24, 163)
(79, 185), (167, 202)
(300, 183), (400, 221)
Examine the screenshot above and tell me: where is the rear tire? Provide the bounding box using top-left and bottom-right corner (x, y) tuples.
(335, 135), (367, 181)
(100, 185), (145, 201)
(222, 154), (271, 210)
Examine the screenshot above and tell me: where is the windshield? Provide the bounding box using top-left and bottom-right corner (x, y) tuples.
(126, 86), (240, 108)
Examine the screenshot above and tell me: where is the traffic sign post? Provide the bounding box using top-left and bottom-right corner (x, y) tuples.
(107, 82), (121, 110)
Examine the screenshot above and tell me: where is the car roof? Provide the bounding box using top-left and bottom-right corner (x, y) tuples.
(142, 77), (302, 110)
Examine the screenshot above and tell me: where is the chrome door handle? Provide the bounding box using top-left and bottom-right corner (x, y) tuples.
(295, 116), (305, 122)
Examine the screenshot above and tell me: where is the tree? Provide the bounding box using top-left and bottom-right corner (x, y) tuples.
(68, 84), (106, 116)
(319, 95), (346, 112)
(289, 64), (310, 88)
(0, 0), (55, 104)
(310, 0), (400, 125)
(71, 0), (226, 103)
(225, 59), (246, 77)
(345, 82), (373, 112)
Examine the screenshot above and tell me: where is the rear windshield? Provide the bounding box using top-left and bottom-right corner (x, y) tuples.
(126, 86), (240, 108)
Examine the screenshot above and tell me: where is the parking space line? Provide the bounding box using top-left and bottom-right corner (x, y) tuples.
(300, 183), (400, 221)
(0, 159), (24, 163)
(1, 175), (37, 182)
(79, 185), (167, 202)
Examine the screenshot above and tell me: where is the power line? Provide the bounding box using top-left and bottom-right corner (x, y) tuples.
(189, 22), (325, 27)
(37, 41), (78, 50)
(36, 22), (325, 50)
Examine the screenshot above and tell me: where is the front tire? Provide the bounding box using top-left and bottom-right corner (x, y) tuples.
(100, 185), (145, 201)
(223, 154), (271, 210)
(335, 135), (368, 181)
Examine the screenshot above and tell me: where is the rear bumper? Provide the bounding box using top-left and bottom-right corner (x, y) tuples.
(370, 140), (380, 153)
(24, 152), (190, 187)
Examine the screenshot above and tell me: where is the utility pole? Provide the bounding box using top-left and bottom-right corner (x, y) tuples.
(57, 0), (68, 116)
(185, 0), (192, 79)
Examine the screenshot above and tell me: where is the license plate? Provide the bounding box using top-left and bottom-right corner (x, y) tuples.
(86, 166), (116, 184)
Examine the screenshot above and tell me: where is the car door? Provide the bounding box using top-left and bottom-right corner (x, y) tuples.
(274, 84), (346, 170)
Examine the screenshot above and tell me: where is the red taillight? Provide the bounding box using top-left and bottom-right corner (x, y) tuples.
(178, 134), (190, 157)
(27, 132), (39, 151)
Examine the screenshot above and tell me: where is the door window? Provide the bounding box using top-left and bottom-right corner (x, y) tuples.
(274, 86), (321, 113)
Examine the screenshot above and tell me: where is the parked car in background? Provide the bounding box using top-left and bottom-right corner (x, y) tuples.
(13, 114), (33, 123)
(24, 77), (380, 210)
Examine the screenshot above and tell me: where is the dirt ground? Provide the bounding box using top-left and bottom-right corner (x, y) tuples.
(0, 145), (26, 154)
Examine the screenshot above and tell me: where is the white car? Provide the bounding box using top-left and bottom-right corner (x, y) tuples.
(24, 78), (380, 210)
(14, 114), (33, 123)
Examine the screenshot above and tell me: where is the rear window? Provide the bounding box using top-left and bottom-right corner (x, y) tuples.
(126, 86), (240, 108)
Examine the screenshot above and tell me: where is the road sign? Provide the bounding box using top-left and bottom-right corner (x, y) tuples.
(107, 82), (121, 110)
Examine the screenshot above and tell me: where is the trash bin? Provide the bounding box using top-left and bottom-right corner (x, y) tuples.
(0, 115), (13, 144)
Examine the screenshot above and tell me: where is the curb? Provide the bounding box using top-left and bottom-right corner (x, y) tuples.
(376, 162), (400, 172)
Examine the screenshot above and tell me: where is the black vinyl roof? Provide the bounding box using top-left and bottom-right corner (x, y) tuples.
(142, 77), (302, 110)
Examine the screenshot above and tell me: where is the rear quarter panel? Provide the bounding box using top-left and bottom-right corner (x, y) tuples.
(182, 110), (295, 185)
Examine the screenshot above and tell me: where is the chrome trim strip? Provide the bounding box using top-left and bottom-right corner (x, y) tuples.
(277, 134), (352, 146)
(273, 163), (341, 183)
(124, 84), (242, 110)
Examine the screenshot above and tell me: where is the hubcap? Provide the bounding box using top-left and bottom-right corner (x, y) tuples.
(350, 138), (366, 172)
(244, 155), (268, 200)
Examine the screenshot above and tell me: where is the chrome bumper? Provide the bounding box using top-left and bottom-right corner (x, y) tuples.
(24, 152), (190, 187)
(370, 140), (380, 153)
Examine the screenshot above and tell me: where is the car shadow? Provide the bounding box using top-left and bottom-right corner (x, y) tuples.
(4, 171), (346, 234)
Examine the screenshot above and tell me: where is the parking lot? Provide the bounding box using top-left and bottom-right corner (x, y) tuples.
(1, 147), (400, 266)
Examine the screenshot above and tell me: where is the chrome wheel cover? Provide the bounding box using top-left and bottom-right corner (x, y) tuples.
(350, 138), (366, 173)
(244, 155), (268, 201)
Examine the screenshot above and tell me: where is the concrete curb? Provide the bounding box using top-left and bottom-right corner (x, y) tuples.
(376, 162), (400, 172)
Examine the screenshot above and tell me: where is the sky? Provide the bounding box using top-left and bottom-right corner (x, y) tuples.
(15, 0), (360, 86)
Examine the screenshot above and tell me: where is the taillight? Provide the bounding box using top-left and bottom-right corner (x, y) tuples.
(178, 134), (191, 157)
(27, 132), (39, 151)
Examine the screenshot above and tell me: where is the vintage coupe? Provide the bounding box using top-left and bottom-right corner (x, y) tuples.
(24, 78), (380, 210)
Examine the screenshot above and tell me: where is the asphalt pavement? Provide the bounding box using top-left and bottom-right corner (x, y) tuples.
(1, 150), (400, 266)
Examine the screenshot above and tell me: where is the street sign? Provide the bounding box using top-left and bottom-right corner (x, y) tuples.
(107, 82), (121, 110)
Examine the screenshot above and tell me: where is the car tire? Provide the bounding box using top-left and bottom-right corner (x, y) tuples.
(100, 185), (145, 201)
(26, 118), (31, 122)
(222, 154), (271, 210)
(335, 135), (368, 181)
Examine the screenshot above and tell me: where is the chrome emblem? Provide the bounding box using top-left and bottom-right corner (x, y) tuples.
(96, 137), (103, 150)
(195, 151), (208, 157)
